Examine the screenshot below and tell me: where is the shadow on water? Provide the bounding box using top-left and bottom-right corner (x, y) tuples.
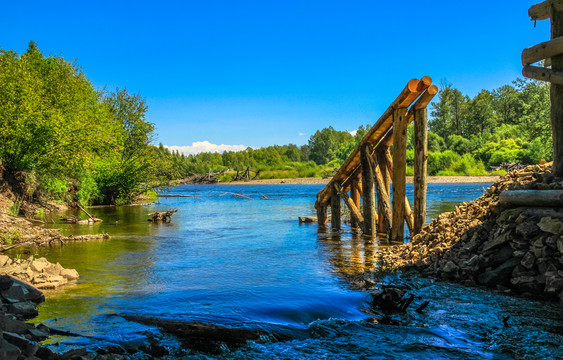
(28, 183), (563, 359)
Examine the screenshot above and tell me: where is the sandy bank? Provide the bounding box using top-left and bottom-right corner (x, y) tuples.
(225, 175), (500, 185)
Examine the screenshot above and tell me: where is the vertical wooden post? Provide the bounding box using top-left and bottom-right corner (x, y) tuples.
(552, 10), (563, 177)
(360, 143), (376, 236)
(413, 107), (428, 234)
(392, 108), (408, 242)
(350, 177), (362, 231)
(383, 149), (414, 234)
(331, 186), (341, 230)
(372, 152), (392, 236)
(317, 205), (328, 226)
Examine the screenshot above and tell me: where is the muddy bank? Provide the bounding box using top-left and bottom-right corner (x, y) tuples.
(376, 163), (563, 301)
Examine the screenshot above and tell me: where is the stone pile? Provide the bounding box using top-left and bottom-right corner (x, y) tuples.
(0, 255), (78, 290)
(376, 163), (563, 301)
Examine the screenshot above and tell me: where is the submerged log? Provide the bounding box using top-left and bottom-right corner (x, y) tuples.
(147, 209), (178, 222)
(122, 315), (270, 353)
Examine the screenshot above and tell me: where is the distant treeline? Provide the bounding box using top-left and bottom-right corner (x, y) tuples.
(159, 78), (552, 179)
(0, 42), (552, 206)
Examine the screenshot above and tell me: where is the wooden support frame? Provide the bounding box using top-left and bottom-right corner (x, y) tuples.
(317, 205), (328, 226)
(373, 149), (392, 237)
(523, 64), (563, 86)
(529, 0), (563, 21)
(522, 36), (563, 65)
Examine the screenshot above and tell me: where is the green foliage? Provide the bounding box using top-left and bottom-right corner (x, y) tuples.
(8, 200), (22, 216)
(40, 177), (68, 200)
(0, 227), (22, 245)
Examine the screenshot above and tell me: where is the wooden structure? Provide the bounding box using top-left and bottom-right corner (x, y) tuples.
(523, 0), (563, 176)
(315, 77), (438, 241)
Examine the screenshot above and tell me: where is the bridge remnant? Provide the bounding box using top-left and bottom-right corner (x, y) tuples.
(315, 77), (438, 241)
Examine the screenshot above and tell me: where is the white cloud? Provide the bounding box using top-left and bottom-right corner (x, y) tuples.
(165, 141), (248, 155)
(298, 132), (306, 136)
(349, 130), (358, 136)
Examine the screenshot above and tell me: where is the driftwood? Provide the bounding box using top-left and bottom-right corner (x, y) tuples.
(60, 217), (102, 224)
(232, 167), (260, 181)
(147, 209), (178, 222)
(0, 234), (110, 252)
(157, 194), (195, 198)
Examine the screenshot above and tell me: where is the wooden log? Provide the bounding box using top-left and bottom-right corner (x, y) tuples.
(413, 107), (428, 235)
(529, 0), (563, 21)
(391, 108), (408, 242)
(361, 143), (377, 236)
(334, 183), (367, 233)
(553, 9), (563, 176)
(372, 153), (392, 236)
(350, 177), (362, 230)
(316, 204), (328, 226)
(331, 185), (342, 230)
(522, 65), (563, 86)
(499, 190), (563, 207)
(383, 148), (414, 233)
(522, 36), (563, 65)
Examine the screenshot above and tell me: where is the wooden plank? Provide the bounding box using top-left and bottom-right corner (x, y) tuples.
(350, 177), (362, 231)
(330, 185), (341, 230)
(360, 143), (377, 236)
(413, 107), (428, 235)
(553, 9), (563, 176)
(499, 190), (563, 207)
(391, 108), (408, 242)
(522, 36), (563, 65)
(315, 77), (429, 207)
(529, 0), (563, 20)
(522, 65), (563, 86)
(334, 183), (367, 233)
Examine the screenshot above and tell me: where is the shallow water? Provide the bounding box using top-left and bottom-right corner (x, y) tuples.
(26, 183), (562, 358)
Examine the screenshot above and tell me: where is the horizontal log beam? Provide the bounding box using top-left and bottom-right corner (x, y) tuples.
(522, 36), (563, 65)
(499, 190), (563, 207)
(522, 64), (563, 86)
(529, 0), (563, 20)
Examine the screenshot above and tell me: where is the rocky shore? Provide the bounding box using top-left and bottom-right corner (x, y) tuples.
(375, 163), (563, 301)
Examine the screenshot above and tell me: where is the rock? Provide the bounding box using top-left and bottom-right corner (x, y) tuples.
(61, 348), (94, 360)
(545, 275), (563, 294)
(29, 258), (49, 273)
(8, 301), (39, 320)
(43, 262), (64, 276)
(477, 258), (520, 287)
(60, 268), (79, 281)
(0, 313), (29, 334)
(520, 251), (536, 270)
(0, 283), (28, 303)
(442, 261), (457, 273)
(0, 254), (10, 267)
(465, 255), (479, 266)
(558, 237), (563, 253)
(298, 216), (318, 223)
(3, 331), (39, 357)
(538, 217), (563, 235)
(0, 338), (22, 360)
(0, 275), (14, 290)
(515, 221), (540, 238)
(510, 276), (539, 293)
(482, 230), (512, 252)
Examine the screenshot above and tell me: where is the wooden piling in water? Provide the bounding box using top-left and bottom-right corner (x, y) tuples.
(361, 143), (377, 236)
(391, 108), (408, 242)
(331, 185), (342, 230)
(414, 106), (428, 235)
(350, 177), (362, 231)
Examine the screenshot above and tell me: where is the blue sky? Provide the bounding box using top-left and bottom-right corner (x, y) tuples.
(0, 1), (550, 153)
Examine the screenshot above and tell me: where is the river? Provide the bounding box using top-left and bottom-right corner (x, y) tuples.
(28, 183), (562, 359)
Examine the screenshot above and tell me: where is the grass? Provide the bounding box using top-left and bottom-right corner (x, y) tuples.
(0, 227), (23, 246)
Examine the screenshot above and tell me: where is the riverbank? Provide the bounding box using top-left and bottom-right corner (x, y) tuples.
(225, 175), (499, 185)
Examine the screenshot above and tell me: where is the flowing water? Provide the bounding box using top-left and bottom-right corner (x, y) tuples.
(24, 183), (562, 359)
